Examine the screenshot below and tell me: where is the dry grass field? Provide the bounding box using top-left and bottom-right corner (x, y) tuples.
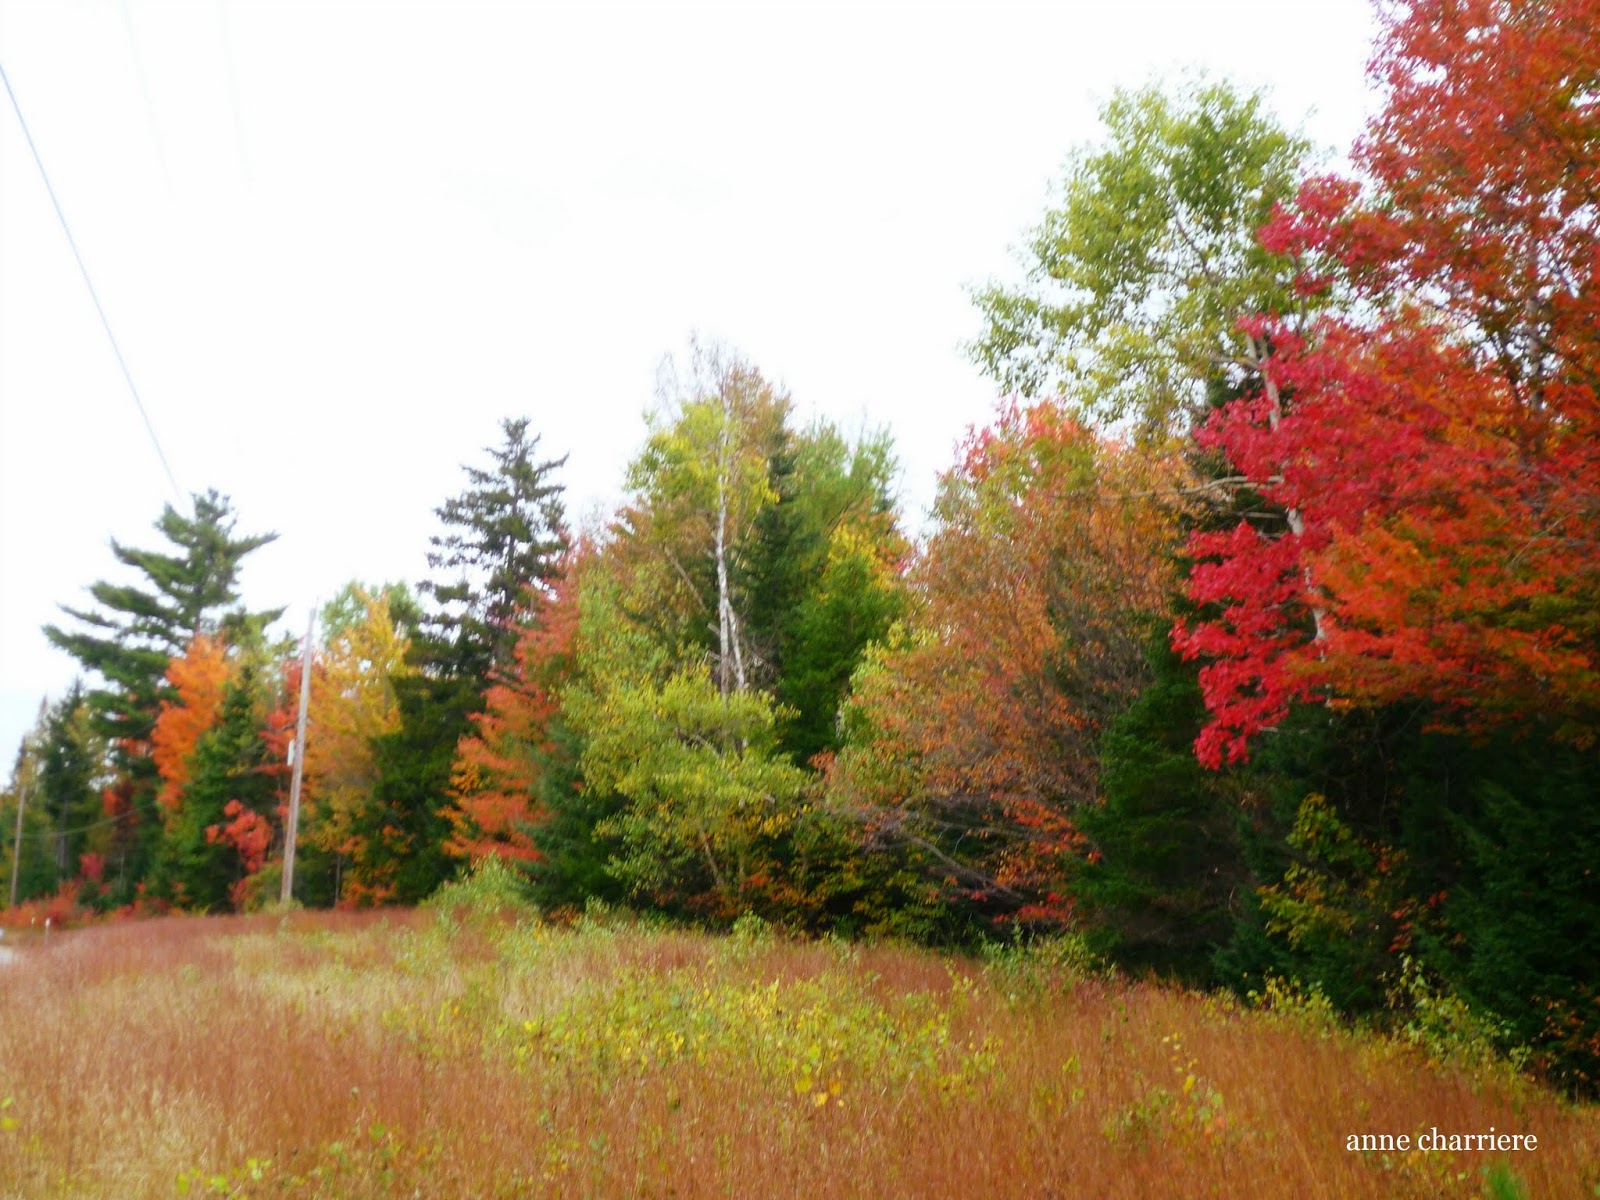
(0, 902), (1594, 1199)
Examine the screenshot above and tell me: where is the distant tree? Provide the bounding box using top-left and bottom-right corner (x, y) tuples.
(34, 683), (110, 886)
(150, 636), (230, 814)
(320, 581), (423, 643)
(2, 706), (56, 905)
(154, 663), (281, 911)
(740, 421), (908, 766)
(443, 567), (581, 866)
(623, 341), (787, 694)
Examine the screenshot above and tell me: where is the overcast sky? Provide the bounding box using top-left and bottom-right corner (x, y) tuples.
(0, 0), (1381, 768)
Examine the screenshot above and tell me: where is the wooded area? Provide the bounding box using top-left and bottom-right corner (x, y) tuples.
(6, 0), (1597, 1099)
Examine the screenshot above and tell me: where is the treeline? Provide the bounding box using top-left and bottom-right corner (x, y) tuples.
(5, 0), (1597, 1095)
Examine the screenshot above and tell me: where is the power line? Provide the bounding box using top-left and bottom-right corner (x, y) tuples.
(117, 0), (174, 195)
(0, 57), (184, 503)
(215, 0), (251, 186)
(13, 806), (138, 843)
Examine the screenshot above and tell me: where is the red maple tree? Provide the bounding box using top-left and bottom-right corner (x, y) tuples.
(1177, 0), (1600, 766)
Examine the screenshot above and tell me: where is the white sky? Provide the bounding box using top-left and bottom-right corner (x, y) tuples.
(0, 0), (1380, 766)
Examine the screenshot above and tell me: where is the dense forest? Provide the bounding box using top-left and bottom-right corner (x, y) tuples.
(5, 0), (1598, 1098)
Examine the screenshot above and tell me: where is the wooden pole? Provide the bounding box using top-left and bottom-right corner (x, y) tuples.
(280, 606), (315, 905)
(8, 782), (26, 909)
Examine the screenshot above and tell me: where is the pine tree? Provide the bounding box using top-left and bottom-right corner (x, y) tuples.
(43, 491), (279, 897)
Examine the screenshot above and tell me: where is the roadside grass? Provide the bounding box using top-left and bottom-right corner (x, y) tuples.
(0, 909), (1594, 1198)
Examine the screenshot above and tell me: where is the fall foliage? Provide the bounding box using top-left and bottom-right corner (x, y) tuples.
(830, 402), (1193, 921)
(11, 0), (1600, 1105)
(301, 588), (412, 905)
(1177, 0), (1600, 765)
(150, 636), (229, 814)
(443, 569), (581, 864)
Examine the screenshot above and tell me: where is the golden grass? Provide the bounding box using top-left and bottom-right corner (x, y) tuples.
(0, 911), (1594, 1198)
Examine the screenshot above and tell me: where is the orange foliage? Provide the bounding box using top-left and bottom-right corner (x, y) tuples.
(444, 568), (581, 863)
(150, 636), (230, 813)
(833, 402), (1191, 919)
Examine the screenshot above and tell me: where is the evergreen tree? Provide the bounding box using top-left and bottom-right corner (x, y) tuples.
(419, 418), (569, 681)
(740, 422), (906, 766)
(377, 420), (569, 901)
(1436, 734), (1600, 1095)
(1, 707), (55, 905)
(1074, 636), (1247, 981)
(35, 683), (108, 887)
(43, 491), (279, 898)
(154, 665), (280, 912)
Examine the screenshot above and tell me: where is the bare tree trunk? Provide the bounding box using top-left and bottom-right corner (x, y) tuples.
(714, 388), (747, 698)
(1248, 333), (1327, 645)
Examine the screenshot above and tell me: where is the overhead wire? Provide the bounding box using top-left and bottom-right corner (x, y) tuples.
(0, 57), (185, 504)
(11, 806), (139, 843)
(117, 0), (174, 194)
(214, 0), (250, 185)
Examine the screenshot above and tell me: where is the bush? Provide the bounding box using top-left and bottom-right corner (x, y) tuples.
(425, 857), (538, 923)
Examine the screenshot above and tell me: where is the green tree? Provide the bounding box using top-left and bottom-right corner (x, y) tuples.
(624, 341), (786, 692)
(565, 347), (913, 924)
(321, 580), (423, 644)
(1073, 637), (1248, 981)
(577, 665), (808, 916)
(43, 490), (279, 897)
(740, 420), (907, 765)
(420, 418), (568, 681)
(969, 79), (1312, 434)
(34, 683), (109, 888)
(2, 706), (56, 906)
(376, 420), (569, 902)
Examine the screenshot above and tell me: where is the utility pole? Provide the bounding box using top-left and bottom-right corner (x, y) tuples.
(280, 606), (315, 906)
(8, 781), (26, 908)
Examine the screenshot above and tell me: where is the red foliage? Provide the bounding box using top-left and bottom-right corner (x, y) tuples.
(0, 880), (88, 930)
(1178, 0), (1600, 765)
(79, 853), (106, 886)
(206, 799), (274, 875)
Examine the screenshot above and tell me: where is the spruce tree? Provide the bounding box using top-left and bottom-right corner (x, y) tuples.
(1074, 636), (1248, 982)
(420, 418), (569, 681)
(377, 420), (569, 901)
